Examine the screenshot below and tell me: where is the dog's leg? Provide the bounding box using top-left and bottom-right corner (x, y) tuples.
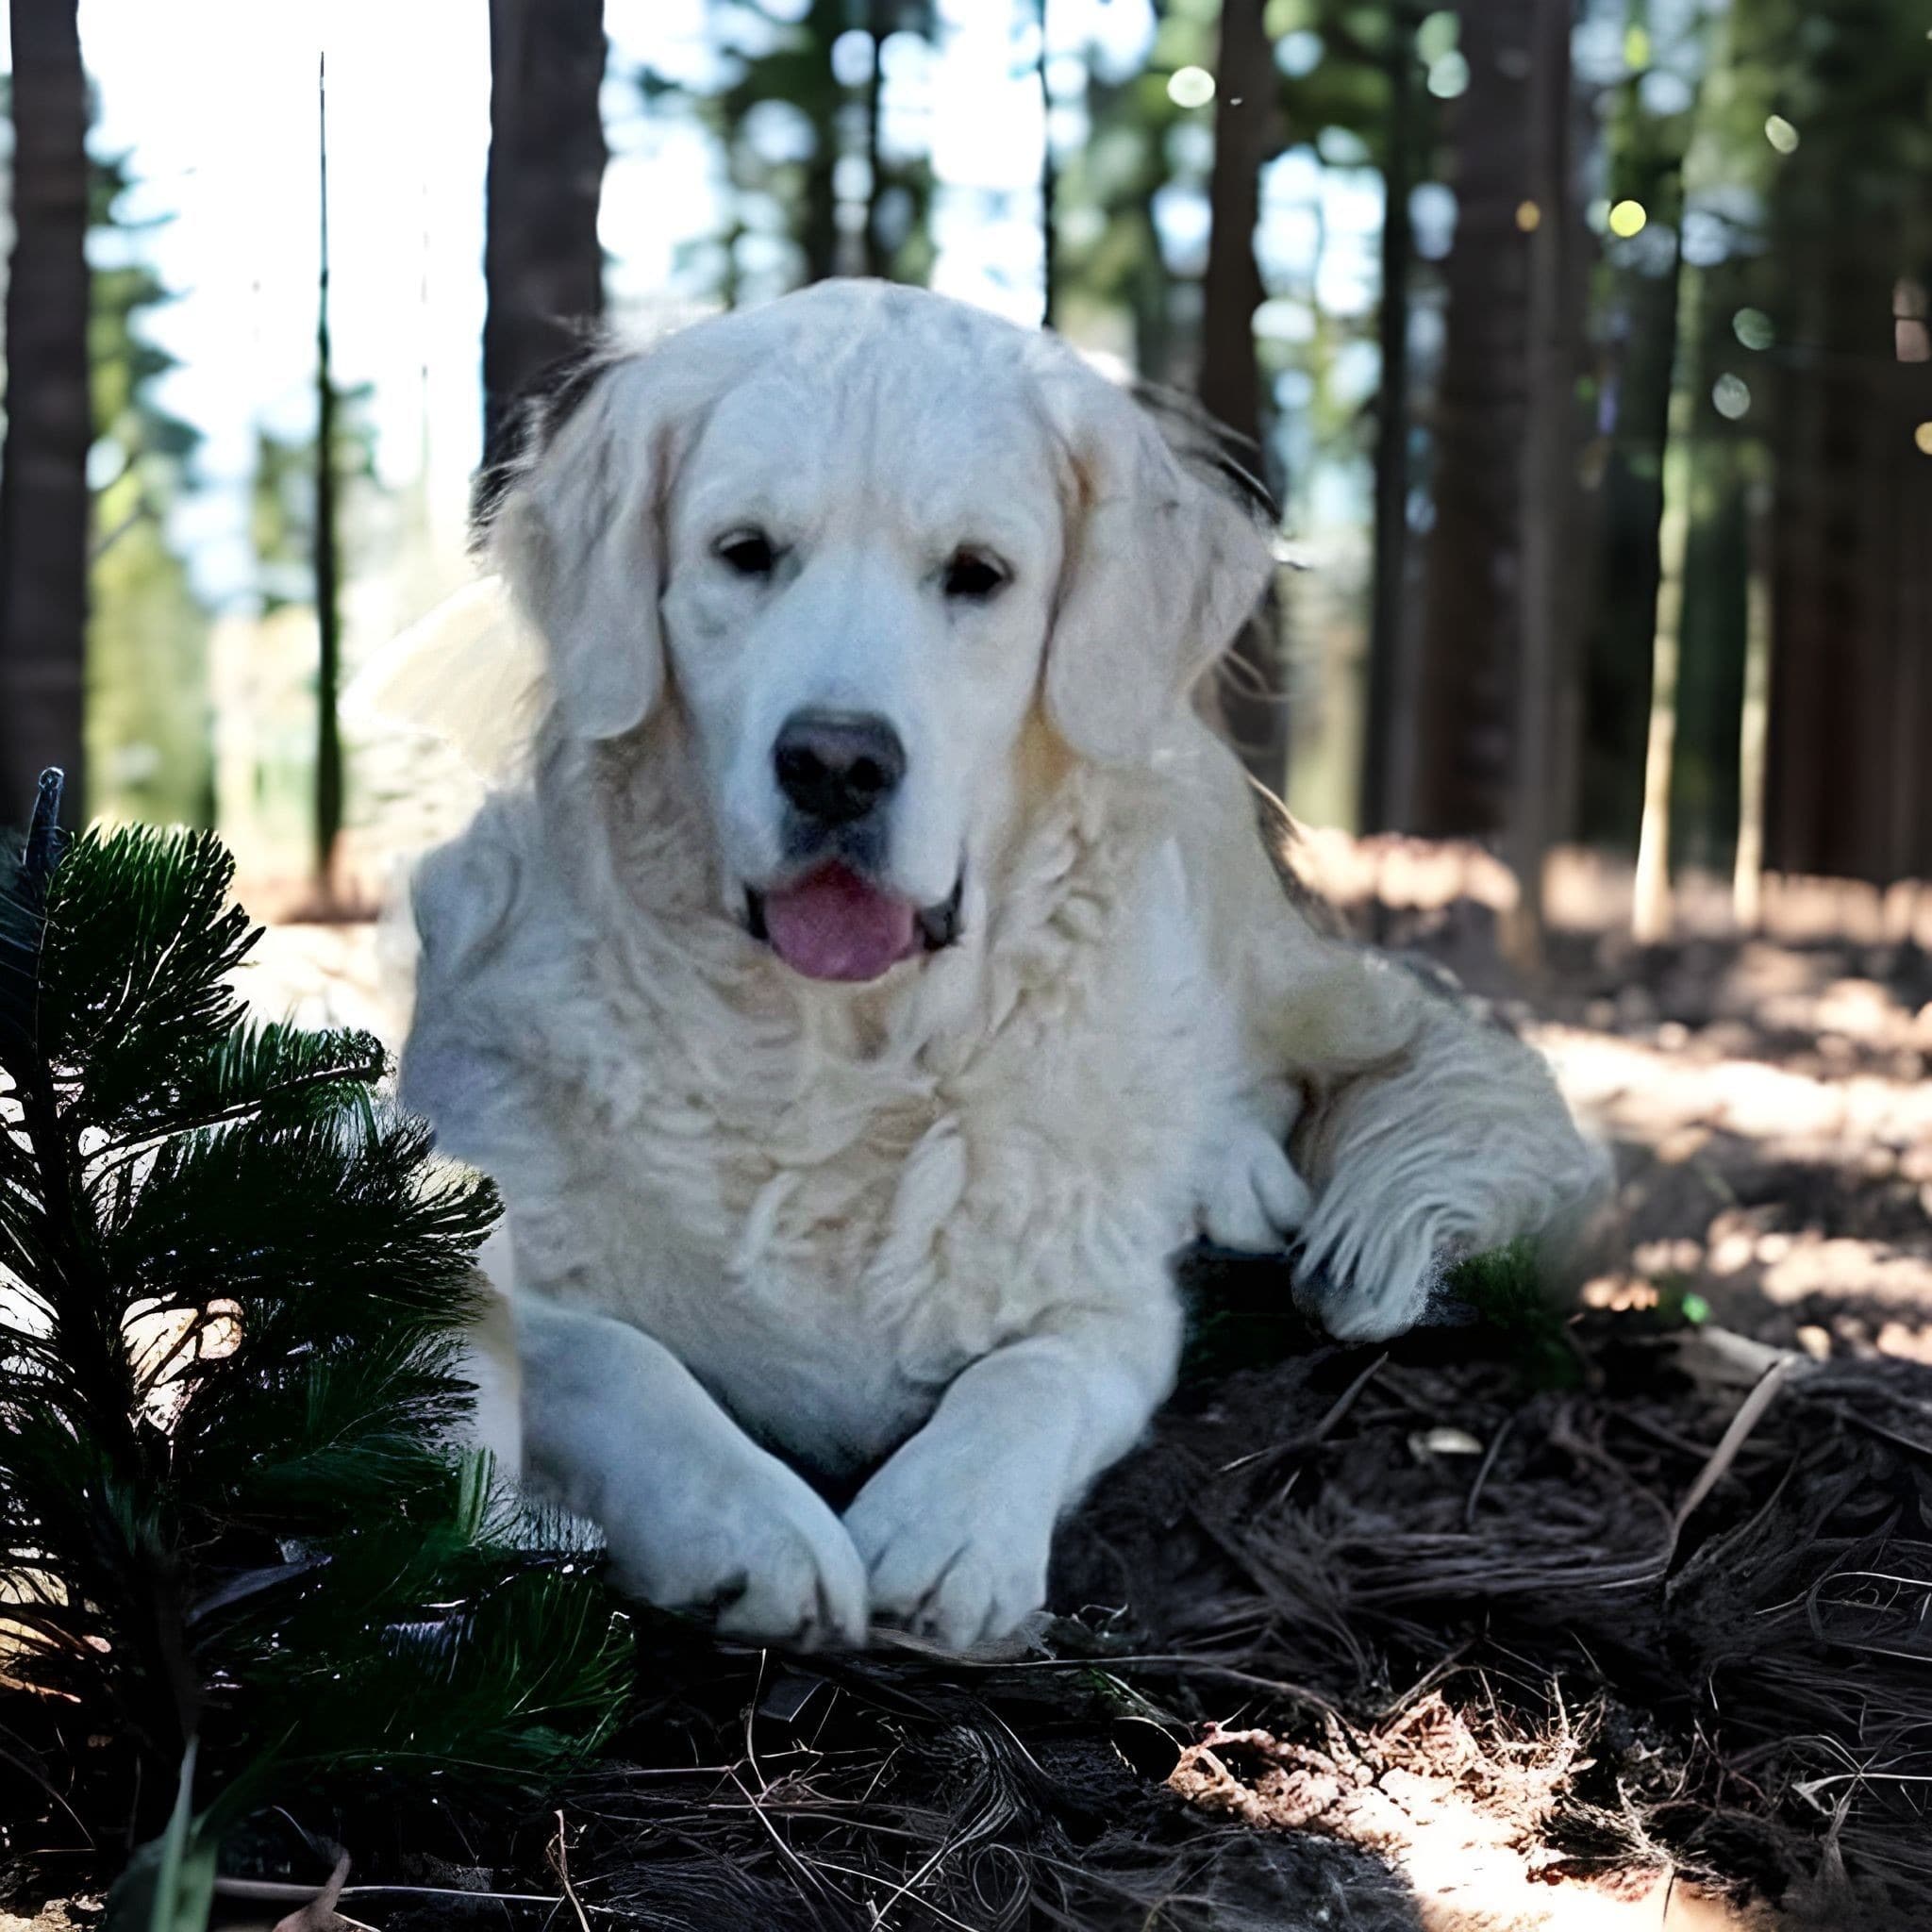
(1290, 983), (1610, 1341)
(515, 1294), (870, 1648)
(843, 1302), (1178, 1650)
(1174, 727), (1605, 1341)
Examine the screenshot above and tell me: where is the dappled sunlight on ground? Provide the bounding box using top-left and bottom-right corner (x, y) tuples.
(1169, 1701), (1763, 1932)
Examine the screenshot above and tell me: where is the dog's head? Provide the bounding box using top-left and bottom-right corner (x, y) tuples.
(489, 281), (1274, 985)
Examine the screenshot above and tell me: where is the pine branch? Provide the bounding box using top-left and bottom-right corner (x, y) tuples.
(38, 825), (258, 1132)
(2, 803), (628, 1874)
(87, 1018), (387, 1161)
(0, 770), (68, 1065)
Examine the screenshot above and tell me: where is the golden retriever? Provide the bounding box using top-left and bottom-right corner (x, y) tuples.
(377, 280), (1604, 1652)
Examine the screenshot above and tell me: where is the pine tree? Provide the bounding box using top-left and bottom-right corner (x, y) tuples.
(0, 772), (629, 1907)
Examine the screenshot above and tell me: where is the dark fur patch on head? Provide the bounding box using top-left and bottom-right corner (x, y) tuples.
(1127, 381), (1279, 527)
(471, 329), (630, 544)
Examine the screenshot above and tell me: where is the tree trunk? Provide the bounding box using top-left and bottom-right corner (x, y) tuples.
(1411, 0), (1534, 840)
(1629, 254), (1694, 944)
(1504, 0), (1577, 963)
(865, 0), (890, 280)
(0, 0), (92, 824)
(1630, 5), (1723, 941)
(1038, 0), (1058, 327)
(1131, 189), (1175, 384)
(314, 60), (343, 896)
(1761, 7), (1932, 893)
(1358, 7), (1417, 836)
(799, 0), (843, 283)
(1197, 0), (1285, 791)
(1732, 466), (1774, 929)
(482, 0), (608, 476)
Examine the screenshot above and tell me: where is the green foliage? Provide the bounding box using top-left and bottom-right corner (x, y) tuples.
(643, 0), (939, 306)
(250, 385), (380, 614)
(0, 789), (630, 1874)
(106, 1743), (220, 1932)
(1056, 4), (1197, 378)
(1445, 1238), (1580, 1391)
(85, 146), (214, 830)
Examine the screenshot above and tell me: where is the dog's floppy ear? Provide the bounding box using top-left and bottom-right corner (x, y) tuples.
(488, 352), (691, 741)
(1035, 358), (1277, 766)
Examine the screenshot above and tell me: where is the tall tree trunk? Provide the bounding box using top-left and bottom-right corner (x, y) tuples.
(1630, 5), (1722, 941)
(1131, 190), (1174, 384)
(482, 0), (607, 476)
(1197, 0), (1285, 791)
(1629, 232), (1699, 943)
(1504, 0), (1577, 963)
(314, 60), (342, 896)
(800, 0), (843, 283)
(864, 0), (889, 280)
(1411, 0), (1535, 840)
(1732, 464), (1773, 929)
(1358, 7), (1417, 836)
(1762, 3), (1932, 894)
(0, 0), (91, 823)
(1038, 0), (1058, 327)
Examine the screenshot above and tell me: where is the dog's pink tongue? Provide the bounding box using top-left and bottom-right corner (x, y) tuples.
(762, 866), (917, 982)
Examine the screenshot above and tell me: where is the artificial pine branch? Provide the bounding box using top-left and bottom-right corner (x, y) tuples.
(0, 773), (629, 1901)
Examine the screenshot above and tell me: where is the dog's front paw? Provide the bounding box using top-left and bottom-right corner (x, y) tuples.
(844, 1442), (1055, 1652)
(1293, 1195), (1445, 1342)
(1196, 1119), (1311, 1252)
(602, 1444), (869, 1650)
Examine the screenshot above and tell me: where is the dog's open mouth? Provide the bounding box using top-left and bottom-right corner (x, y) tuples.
(745, 866), (961, 983)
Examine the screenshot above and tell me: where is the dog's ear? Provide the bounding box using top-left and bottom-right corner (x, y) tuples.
(1035, 361), (1277, 766)
(489, 353), (691, 741)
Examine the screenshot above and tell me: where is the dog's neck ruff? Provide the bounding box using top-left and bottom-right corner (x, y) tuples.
(530, 710), (1163, 1094)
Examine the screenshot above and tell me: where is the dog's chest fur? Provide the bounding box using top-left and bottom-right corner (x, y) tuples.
(403, 743), (1236, 1476)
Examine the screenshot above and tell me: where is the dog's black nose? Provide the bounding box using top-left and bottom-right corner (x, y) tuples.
(773, 711), (906, 824)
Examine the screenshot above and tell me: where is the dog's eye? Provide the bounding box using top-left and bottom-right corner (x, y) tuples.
(716, 530), (778, 577)
(941, 548), (1008, 601)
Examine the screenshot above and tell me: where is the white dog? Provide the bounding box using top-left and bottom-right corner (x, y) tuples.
(388, 281), (1602, 1654)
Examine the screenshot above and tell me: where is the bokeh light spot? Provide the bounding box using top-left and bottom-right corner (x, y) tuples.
(1274, 29), (1323, 78)
(828, 28), (874, 87)
(1733, 308), (1774, 351)
(1516, 200), (1542, 233)
(1417, 10), (1459, 64)
(1914, 423), (1932, 458)
(1167, 66), (1216, 109)
(1712, 374), (1751, 420)
(1608, 199), (1648, 238)
(1764, 114), (1800, 154)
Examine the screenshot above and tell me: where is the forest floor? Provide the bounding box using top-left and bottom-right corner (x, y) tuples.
(1328, 841), (1932, 1377)
(19, 846), (1927, 1932)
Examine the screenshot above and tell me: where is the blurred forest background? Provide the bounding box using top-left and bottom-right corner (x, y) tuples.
(0, 0), (1928, 948)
